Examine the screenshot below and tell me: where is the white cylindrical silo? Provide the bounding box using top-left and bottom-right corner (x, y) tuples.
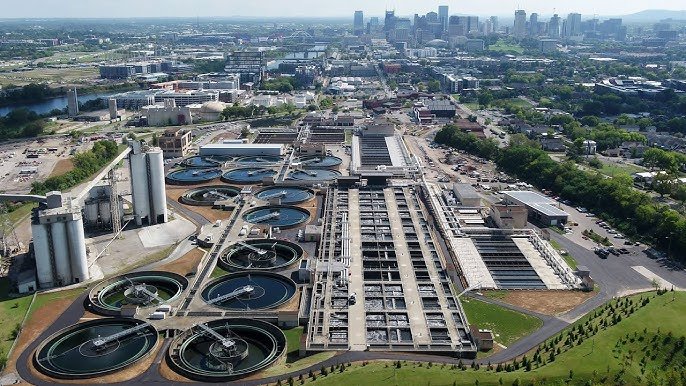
(50, 222), (72, 285)
(31, 223), (53, 288)
(67, 217), (89, 283)
(147, 148), (168, 224)
(129, 153), (150, 226)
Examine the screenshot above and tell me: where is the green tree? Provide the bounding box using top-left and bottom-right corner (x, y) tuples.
(427, 79), (441, 93)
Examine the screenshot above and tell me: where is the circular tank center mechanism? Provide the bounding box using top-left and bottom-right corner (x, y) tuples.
(90, 272), (188, 315)
(180, 186), (240, 206)
(221, 168), (277, 184)
(166, 168), (223, 185)
(219, 239), (304, 271)
(35, 318), (158, 379)
(287, 168), (341, 181)
(202, 272), (296, 310)
(255, 186), (314, 204)
(242, 206), (309, 228)
(167, 318), (286, 381)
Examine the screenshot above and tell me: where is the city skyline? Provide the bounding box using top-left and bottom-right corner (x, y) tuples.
(0, 0), (685, 19)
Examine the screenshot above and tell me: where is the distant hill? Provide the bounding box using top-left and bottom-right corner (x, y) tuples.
(623, 9), (686, 22)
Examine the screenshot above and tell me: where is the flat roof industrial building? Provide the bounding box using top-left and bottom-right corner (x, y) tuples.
(501, 191), (568, 226)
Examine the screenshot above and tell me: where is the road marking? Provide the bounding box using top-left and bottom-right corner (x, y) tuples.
(632, 266), (682, 291)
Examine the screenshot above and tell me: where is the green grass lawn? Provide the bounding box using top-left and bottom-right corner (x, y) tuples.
(549, 239), (578, 270)
(283, 326), (304, 356)
(488, 40), (524, 54)
(462, 102), (481, 111)
(3, 203), (36, 227)
(306, 291), (686, 386)
(461, 297), (543, 347)
(210, 265), (229, 279)
(599, 162), (645, 179)
(0, 279), (33, 365)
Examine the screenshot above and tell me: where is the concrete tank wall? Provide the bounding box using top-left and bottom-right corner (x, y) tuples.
(129, 153), (150, 226)
(31, 223), (53, 288)
(67, 217), (89, 283)
(147, 149), (168, 224)
(50, 222), (72, 285)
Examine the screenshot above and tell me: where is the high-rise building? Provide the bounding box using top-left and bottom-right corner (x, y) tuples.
(548, 14), (562, 38)
(514, 10), (527, 37)
(224, 51), (266, 85)
(467, 16), (479, 34)
(565, 13), (582, 37)
(490, 16), (499, 32)
(67, 88), (79, 117)
(353, 11), (364, 36)
(529, 13), (539, 36)
(438, 5), (449, 32)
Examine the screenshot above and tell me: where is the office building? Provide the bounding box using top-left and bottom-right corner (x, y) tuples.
(224, 51), (266, 85)
(158, 128), (193, 158)
(529, 13), (539, 36)
(502, 191), (569, 226)
(548, 14), (562, 38)
(490, 16), (499, 32)
(565, 13), (582, 37)
(439, 5), (449, 32)
(354, 11), (364, 35)
(514, 10), (527, 37)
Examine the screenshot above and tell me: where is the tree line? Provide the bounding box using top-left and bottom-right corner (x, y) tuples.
(435, 124), (686, 261)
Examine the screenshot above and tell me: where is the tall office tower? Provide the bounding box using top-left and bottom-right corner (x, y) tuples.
(467, 16), (479, 33)
(354, 11), (364, 35)
(565, 13), (582, 37)
(548, 14), (562, 38)
(514, 10), (527, 37)
(529, 13), (539, 36)
(67, 88), (79, 117)
(384, 10), (396, 39)
(490, 16), (499, 32)
(438, 5), (449, 32)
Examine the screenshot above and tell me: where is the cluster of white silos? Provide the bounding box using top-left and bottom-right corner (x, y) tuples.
(129, 141), (167, 226)
(31, 192), (89, 288)
(83, 185), (123, 229)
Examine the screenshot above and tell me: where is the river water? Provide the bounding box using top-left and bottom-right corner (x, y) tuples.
(0, 92), (118, 117)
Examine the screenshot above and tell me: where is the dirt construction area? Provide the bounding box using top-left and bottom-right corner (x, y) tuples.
(484, 290), (597, 316)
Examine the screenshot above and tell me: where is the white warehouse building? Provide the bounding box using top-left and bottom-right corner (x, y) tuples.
(129, 141), (168, 226)
(199, 143), (284, 157)
(31, 192), (89, 288)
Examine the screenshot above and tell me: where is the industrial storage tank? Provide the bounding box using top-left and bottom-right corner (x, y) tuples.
(147, 148), (168, 224)
(129, 143), (150, 226)
(50, 222), (72, 286)
(31, 223), (53, 288)
(129, 141), (168, 226)
(68, 216), (89, 283)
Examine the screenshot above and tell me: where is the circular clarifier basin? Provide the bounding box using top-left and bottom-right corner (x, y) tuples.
(236, 156), (281, 166)
(34, 318), (158, 379)
(166, 168), (223, 185)
(202, 272), (296, 310)
(89, 271), (188, 315)
(219, 239), (304, 271)
(221, 168), (277, 184)
(242, 205), (309, 228)
(298, 155), (342, 168)
(180, 186), (241, 206)
(255, 186), (314, 204)
(287, 168), (341, 181)
(181, 155), (231, 168)
(167, 318), (286, 382)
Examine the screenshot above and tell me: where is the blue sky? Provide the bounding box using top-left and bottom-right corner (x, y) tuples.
(1, 0), (684, 18)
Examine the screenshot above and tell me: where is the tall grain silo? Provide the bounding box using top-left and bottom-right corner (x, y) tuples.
(31, 192), (90, 289)
(129, 141), (167, 226)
